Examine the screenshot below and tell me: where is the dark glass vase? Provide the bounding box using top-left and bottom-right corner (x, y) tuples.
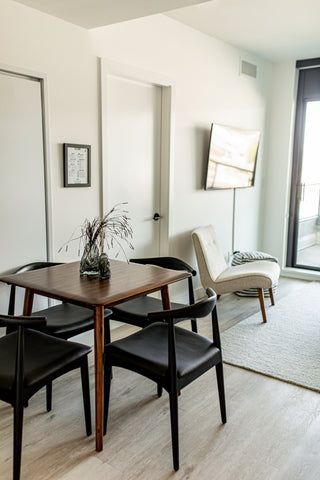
(99, 252), (111, 279)
(80, 242), (99, 276)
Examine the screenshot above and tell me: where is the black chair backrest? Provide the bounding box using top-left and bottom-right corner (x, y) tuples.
(147, 288), (219, 384)
(8, 262), (63, 316)
(148, 288), (221, 349)
(147, 288), (217, 325)
(130, 257), (196, 275)
(0, 314), (47, 399)
(130, 257), (197, 305)
(0, 314), (47, 329)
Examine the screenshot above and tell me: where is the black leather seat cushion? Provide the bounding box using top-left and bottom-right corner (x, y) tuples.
(0, 329), (91, 392)
(105, 322), (221, 381)
(31, 303), (109, 337)
(111, 297), (186, 325)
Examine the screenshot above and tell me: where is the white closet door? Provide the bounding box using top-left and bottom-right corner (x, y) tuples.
(0, 71), (47, 314)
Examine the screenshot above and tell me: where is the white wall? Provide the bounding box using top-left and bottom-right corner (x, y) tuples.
(0, 1), (273, 306)
(0, 0), (100, 265)
(90, 15), (272, 288)
(0, 0), (100, 314)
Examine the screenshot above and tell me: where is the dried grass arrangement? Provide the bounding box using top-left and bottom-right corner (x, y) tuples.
(59, 203), (133, 277)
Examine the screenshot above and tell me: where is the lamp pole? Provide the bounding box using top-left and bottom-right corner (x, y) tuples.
(232, 188), (236, 255)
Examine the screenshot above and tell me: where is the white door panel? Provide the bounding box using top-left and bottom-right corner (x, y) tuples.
(104, 74), (162, 258)
(0, 71), (47, 314)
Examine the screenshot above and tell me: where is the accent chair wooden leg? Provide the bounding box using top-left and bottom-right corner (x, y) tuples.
(269, 288), (275, 306)
(258, 288), (267, 323)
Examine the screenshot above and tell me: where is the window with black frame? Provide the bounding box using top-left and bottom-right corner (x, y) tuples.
(287, 59), (320, 271)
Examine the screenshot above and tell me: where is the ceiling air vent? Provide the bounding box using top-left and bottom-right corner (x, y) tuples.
(240, 60), (257, 78)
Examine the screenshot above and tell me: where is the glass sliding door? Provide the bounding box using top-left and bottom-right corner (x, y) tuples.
(287, 66), (320, 271)
(296, 101), (320, 267)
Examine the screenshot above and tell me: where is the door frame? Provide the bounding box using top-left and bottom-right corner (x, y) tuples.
(286, 69), (305, 268)
(0, 63), (53, 261)
(287, 66), (320, 271)
(100, 59), (174, 256)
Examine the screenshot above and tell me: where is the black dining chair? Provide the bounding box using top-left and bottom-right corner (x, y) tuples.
(111, 257), (198, 332)
(0, 313), (92, 480)
(7, 261), (113, 411)
(104, 288), (227, 471)
(110, 257), (198, 399)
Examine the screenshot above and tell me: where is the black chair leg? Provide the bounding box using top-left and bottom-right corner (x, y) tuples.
(215, 362), (227, 424)
(104, 318), (113, 380)
(191, 318), (198, 333)
(157, 384), (163, 397)
(103, 363), (112, 436)
(169, 392), (179, 471)
(46, 382), (52, 412)
(104, 317), (111, 345)
(13, 402), (24, 480)
(80, 358), (92, 436)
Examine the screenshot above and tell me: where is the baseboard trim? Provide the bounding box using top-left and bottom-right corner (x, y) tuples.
(281, 267), (320, 281)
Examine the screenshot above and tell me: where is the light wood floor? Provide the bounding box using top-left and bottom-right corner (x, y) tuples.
(0, 277), (319, 480)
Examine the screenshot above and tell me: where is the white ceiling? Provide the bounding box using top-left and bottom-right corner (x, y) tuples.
(13, 0), (208, 29)
(13, 0), (320, 62)
(167, 0), (320, 62)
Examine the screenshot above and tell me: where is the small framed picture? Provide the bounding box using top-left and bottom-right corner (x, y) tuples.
(63, 143), (91, 187)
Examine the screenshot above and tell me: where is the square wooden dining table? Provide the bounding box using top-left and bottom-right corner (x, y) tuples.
(0, 259), (191, 451)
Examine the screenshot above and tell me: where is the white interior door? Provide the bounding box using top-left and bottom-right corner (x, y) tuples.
(0, 70), (47, 314)
(104, 73), (162, 259)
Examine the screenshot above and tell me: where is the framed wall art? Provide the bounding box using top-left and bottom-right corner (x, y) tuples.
(63, 143), (91, 187)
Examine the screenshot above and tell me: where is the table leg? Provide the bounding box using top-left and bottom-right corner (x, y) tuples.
(94, 306), (105, 452)
(22, 288), (34, 316)
(161, 285), (171, 309)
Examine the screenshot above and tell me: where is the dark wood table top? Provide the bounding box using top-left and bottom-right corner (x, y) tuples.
(0, 260), (191, 308)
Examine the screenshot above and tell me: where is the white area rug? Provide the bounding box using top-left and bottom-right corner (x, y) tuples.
(221, 282), (320, 392)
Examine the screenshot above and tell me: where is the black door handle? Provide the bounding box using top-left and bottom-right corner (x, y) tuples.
(153, 213), (162, 221)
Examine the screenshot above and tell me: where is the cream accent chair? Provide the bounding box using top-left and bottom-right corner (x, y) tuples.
(192, 225), (280, 323)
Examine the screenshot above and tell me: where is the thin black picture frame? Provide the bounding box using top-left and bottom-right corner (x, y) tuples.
(63, 143), (91, 187)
